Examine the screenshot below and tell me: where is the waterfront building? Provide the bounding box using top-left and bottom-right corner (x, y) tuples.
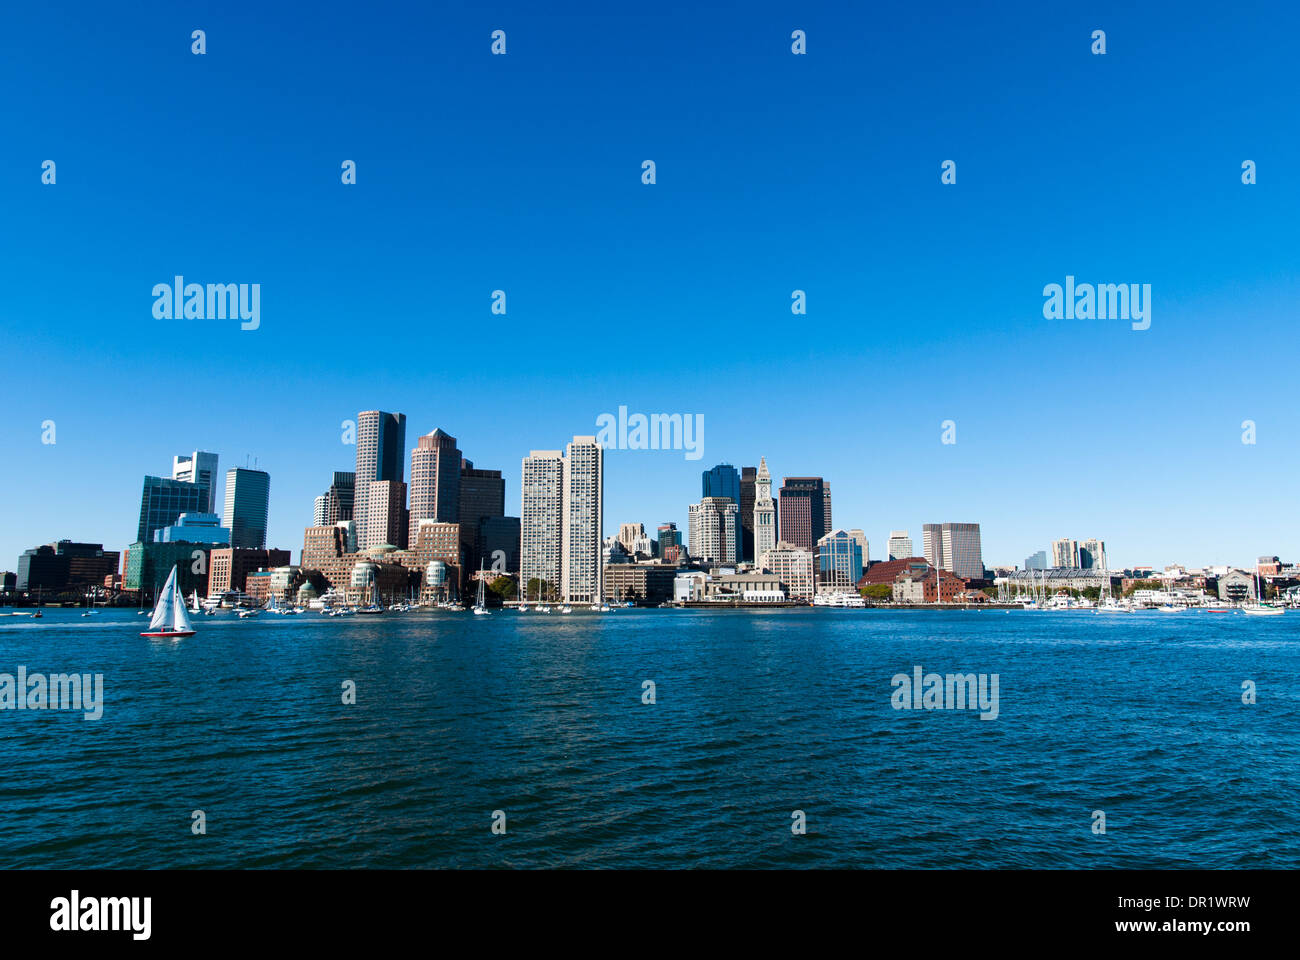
(893, 568), (967, 604)
(818, 528), (866, 588)
(707, 573), (787, 603)
(208, 547), (293, 595)
(15, 541), (120, 593)
(887, 531), (913, 561)
(1217, 569), (1256, 602)
(1003, 567), (1120, 593)
(354, 410), (407, 552)
(154, 512), (230, 545)
(859, 556), (931, 586)
(760, 540), (815, 601)
(688, 497), (739, 564)
(603, 563), (678, 604)
(777, 477), (829, 551)
(521, 450), (564, 601)
(561, 436), (604, 604)
(922, 522), (984, 579)
(172, 451), (219, 513)
(137, 475), (211, 545)
(753, 458), (777, 563)
(222, 467), (271, 550)
(124, 541), (215, 598)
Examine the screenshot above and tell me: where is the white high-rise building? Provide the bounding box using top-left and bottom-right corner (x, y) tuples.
(753, 457), (777, 564)
(923, 523), (984, 579)
(761, 541), (815, 601)
(173, 451), (219, 514)
(313, 494), (329, 527)
(521, 450), (564, 601)
(688, 497), (739, 564)
(561, 436), (604, 604)
(887, 530), (913, 560)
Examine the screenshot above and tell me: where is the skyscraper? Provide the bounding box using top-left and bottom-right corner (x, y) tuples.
(688, 497), (739, 564)
(137, 476), (211, 545)
(172, 451), (219, 513)
(408, 429), (461, 547)
(459, 458), (506, 573)
(1024, 550), (1048, 570)
(366, 479), (408, 549)
(222, 467), (271, 550)
(354, 411), (406, 552)
(313, 494), (329, 527)
(753, 457), (777, 564)
(657, 522), (682, 564)
(521, 450), (564, 600)
(887, 531), (913, 560)
(1079, 538), (1107, 570)
(739, 466), (757, 562)
(1051, 538), (1080, 568)
(561, 437), (603, 604)
(318, 471), (355, 527)
(922, 523), (983, 580)
(777, 477), (828, 551)
(702, 463), (742, 561)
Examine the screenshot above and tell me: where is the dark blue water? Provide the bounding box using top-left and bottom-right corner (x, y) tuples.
(1, 607), (1296, 868)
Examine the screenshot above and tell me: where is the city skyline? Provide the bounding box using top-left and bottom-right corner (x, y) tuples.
(5, 413), (1288, 578)
(4, 3), (1299, 570)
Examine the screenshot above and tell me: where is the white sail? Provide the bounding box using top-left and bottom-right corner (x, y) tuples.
(172, 575), (194, 633)
(148, 567), (177, 630)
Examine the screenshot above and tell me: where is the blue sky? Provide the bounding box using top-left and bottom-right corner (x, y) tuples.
(2, 1), (1298, 572)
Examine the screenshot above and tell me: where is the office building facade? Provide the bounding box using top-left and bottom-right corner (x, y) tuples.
(561, 437), (603, 604)
(172, 451), (219, 513)
(521, 450), (564, 600)
(354, 410), (407, 552)
(222, 467), (271, 550)
(922, 522), (984, 580)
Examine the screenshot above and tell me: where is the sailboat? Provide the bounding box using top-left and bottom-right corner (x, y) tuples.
(140, 565), (196, 638)
(1243, 566), (1285, 616)
(190, 590), (202, 615)
(473, 562), (490, 615)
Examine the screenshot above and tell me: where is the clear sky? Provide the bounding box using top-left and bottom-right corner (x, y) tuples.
(2, 1), (1297, 572)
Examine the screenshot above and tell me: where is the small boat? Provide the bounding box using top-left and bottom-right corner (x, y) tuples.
(559, 604), (572, 614)
(1242, 604), (1284, 616)
(238, 608), (259, 619)
(472, 562), (491, 615)
(140, 565), (196, 638)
